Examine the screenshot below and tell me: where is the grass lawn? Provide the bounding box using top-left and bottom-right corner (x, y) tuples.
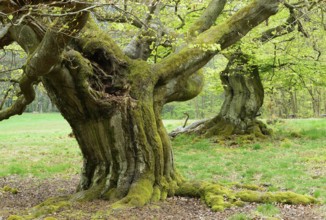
(0, 113), (325, 204)
(0, 113), (80, 178)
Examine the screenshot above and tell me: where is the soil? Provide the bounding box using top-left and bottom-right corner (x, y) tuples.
(0, 175), (325, 220)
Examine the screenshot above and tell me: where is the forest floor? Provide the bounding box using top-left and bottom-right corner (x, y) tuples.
(0, 175), (325, 220)
(0, 114), (326, 219)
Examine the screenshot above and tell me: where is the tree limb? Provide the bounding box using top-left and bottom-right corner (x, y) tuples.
(154, 0), (280, 84)
(0, 87), (11, 110)
(188, 0), (227, 36)
(153, 0), (228, 105)
(123, 0), (162, 60)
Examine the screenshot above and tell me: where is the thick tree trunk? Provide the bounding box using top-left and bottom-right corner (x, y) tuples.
(40, 39), (181, 205)
(171, 50), (271, 138)
(201, 51), (270, 137)
(69, 104), (178, 203)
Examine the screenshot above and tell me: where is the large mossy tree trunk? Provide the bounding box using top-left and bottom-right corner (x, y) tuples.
(199, 51), (271, 138)
(41, 38), (181, 204)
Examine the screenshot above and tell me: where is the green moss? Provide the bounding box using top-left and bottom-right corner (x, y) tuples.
(262, 192), (318, 204)
(236, 190), (262, 202)
(236, 190), (319, 205)
(233, 200), (246, 207)
(31, 197), (71, 218)
(205, 193), (224, 205)
(72, 181), (106, 202)
(2, 185), (18, 194)
(167, 180), (179, 196)
(204, 184), (232, 196)
(204, 118), (236, 138)
(80, 18), (128, 61)
(7, 216), (24, 220)
(235, 183), (264, 191)
(34, 201), (70, 217)
(114, 177), (154, 208)
(151, 186), (161, 202)
(161, 190), (168, 200)
(211, 205), (225, 212)
(176, 181), (203, 197)
(102, 188), (120, 201)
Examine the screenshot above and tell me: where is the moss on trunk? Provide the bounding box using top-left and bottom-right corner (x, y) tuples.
(39, 31), (183, 208)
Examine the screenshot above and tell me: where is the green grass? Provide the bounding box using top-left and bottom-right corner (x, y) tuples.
(255, 204), (280, 217)
(0, 113), (81, 178)
(0, 114), (325, 204)
(228, 213), (250, 220)
(173, 119), (326, 204)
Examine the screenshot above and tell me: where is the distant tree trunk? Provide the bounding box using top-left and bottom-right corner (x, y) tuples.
(198, 50), (270, 137)
(172, 50), (271, 138)
(289, 90), (298, 116)
(195, 98), (200, 119)
(314, 87), (321, 117)
(307, 86), (320, 117)
(323, 89), (326, 114)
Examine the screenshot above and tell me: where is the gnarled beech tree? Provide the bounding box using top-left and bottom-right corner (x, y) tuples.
(193, 49), (271, 138)
(1, 0), (316, 215)
(169, 48), (270, 138)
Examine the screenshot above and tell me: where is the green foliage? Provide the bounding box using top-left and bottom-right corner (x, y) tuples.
(2, 185), (18, 194)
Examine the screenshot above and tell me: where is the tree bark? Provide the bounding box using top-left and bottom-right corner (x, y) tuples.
(40, 39), (181, 203)
(201, 50), (271, 137)
(171, 50), (271, 138)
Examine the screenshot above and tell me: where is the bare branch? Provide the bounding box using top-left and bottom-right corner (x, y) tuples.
(0, 23), (11, 39)
(313, 42), (321, 61)
(0, 73), (36, 121)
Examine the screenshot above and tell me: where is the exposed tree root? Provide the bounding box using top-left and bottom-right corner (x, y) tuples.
(170, 117), (272, 141)
(176, 181), (319, 212)
(7, 180), (319, 219)
(7, 196), (71, 220)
